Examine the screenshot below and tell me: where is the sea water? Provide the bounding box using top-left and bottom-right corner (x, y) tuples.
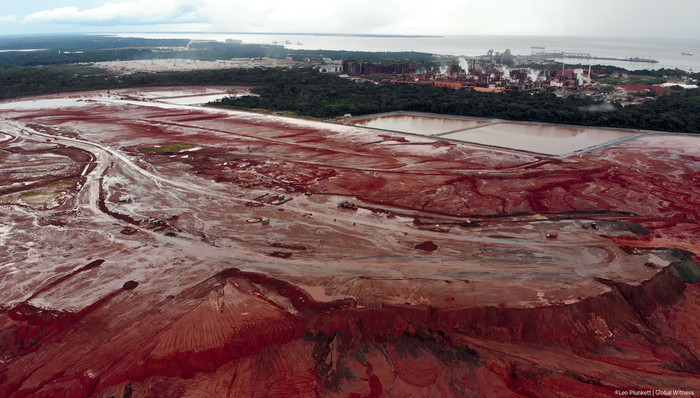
(108, 32), (700, 72)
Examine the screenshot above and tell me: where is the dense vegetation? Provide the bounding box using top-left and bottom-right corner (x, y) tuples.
(216, 68), (700, 134)
(0, 43), (287, 68)
(1, 63), (698, 133)
(288, 49), (438, 65)
(522, 62), (700, 80)
(0, 34), (698, 134)
(0, 64), (304, 99)
(0, 34), (436, 68)
(0, 35), (189, 51)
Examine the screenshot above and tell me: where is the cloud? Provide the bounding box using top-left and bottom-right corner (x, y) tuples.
(0, 15), (17, 23)
(200, 0), (445, 35)
(195, 0), (590, 36)
(12, 0), (700, 38)
(23, 0), (206, 26)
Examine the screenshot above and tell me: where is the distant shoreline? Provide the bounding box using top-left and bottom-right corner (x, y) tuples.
(103, 32), (443, 38)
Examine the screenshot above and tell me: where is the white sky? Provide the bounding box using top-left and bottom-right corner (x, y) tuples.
(0, 0), (698, 39)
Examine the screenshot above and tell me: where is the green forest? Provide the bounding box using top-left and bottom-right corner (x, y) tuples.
(215, 68), (700, 134)
(1, 36), (698, 134)
(0, 35), (436, 68)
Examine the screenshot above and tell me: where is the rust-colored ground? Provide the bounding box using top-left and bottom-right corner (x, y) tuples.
(0, 91), (698, 397)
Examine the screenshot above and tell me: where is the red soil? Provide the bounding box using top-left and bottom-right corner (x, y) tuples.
(619, 84), (672, 95)
(0, 92), (698, 397)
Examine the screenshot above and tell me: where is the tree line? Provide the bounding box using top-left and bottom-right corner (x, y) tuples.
(216, 68), (700, 134)
(0, 34), (437, 68)
(1, 64), (698, 134)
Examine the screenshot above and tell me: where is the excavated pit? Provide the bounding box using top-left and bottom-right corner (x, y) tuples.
(0, 89), (698, 397)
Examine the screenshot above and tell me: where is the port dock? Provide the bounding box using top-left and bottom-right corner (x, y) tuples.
(530, 51), (658, 63)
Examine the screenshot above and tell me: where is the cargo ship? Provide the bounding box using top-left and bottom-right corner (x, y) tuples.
(625, 56), (659, 63)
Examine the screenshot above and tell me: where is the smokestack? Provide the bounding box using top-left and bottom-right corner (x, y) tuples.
(458, 57), (470, 74)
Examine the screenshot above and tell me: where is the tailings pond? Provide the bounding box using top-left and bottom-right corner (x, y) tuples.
(348, 112), (639, 156)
